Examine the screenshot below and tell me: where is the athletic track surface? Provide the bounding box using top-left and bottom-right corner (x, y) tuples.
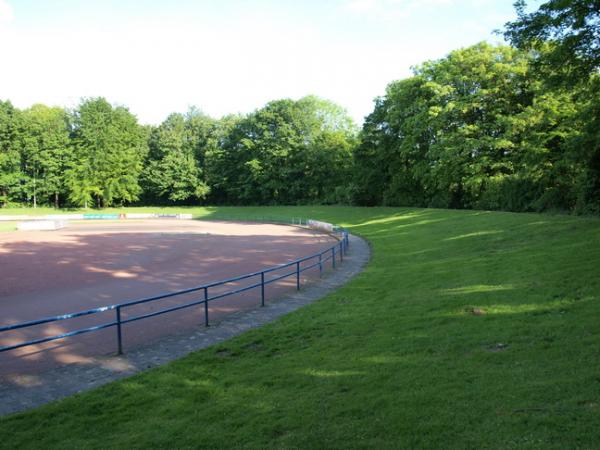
(0, 220), (336, 382)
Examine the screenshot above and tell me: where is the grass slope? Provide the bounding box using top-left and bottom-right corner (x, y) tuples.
(1, 207), (599, 449)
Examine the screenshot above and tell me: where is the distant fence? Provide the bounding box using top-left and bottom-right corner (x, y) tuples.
(0, 218), (349, 355)
(0, 213), (194, 222)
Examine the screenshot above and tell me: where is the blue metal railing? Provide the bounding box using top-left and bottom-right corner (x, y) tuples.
(0, 218), (349, 355)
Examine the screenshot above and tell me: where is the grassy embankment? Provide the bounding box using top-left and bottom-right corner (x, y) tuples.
(1, 206), (599, 449)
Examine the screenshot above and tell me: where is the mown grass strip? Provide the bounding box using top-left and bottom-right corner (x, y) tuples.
(1, 206), (599, 449)
(0, 222), (16, 232)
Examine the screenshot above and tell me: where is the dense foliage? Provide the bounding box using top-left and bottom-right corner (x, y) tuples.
(504, 0), (599, 86)
(0, 96), (356, 208)
(355, 0), (599, 213)
(354, 43), (596, 212)
(207, 97), (355, 205)
(0, 1), (597, 213)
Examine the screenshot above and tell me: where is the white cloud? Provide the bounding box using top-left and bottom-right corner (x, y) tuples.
(0, 1), (520, 125)
(0, 0), (14, 24)
(341, 0), (499, 21)
(341, 0), (452, 21)
(344, 0), (379, 14)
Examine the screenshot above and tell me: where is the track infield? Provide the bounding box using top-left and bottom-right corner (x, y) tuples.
(0, 219), (337, 381)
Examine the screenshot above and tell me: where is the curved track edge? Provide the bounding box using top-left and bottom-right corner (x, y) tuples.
(0, 234), (370, 416)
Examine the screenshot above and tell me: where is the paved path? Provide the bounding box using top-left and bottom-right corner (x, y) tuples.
(0, 234), (370, 416)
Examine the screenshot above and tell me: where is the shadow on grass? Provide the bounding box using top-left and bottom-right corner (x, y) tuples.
(1, 207), (599, 448)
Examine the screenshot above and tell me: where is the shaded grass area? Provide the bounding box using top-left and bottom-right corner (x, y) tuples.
(1, 207), (599, 449)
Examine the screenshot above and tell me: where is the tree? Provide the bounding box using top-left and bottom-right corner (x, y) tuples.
(19, 105), (71, 208)
(0, 101), (22, 207)
(203, 114), (243, 204)
(295, 96), (357, 203)
(141, 112), (210, 204)
(354, 43), (584, 212)
(354, 76), (434, 206)
(418, 44), (533, 209)
(505, 0), (600, 212)
(213, 97), (356, 205)
(569, 77), (600, 213)
(67, 98), (147, 207)
(184, 107), (217, 168)
(504, 0), (600, 86)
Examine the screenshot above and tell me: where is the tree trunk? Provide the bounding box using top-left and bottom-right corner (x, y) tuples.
(33, 168), (37, 208)
(54, 192), (59, 209)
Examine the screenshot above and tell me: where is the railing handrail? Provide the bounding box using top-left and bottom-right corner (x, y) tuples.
(0, 217), (349, 354)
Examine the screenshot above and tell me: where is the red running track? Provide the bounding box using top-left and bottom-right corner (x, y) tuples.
(0, 220), (336, 383)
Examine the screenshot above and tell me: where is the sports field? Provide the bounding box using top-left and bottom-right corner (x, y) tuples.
(0, 218), (335, 379)
(0, 206), (599, 449)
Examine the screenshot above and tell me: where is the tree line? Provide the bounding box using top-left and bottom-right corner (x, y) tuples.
(355, 0), (599, 214)
(1, 0), (598, 214)
(0, 96), (356, 208)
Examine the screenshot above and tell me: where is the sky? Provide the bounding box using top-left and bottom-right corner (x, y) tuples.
(0, 0), (543, 126)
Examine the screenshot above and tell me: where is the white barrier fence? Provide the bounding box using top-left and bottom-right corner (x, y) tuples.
(307, 219), (335, 233)
(17, 220), (68, 231)
(125, 213), (193, 220)
(0, 214), (84, 221)
(1, 213), (195, 224)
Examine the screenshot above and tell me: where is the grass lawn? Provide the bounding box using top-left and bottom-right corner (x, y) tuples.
(1, 206), (599, 449)
(0, 221), (16, 232)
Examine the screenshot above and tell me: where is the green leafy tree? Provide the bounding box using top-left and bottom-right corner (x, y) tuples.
(0, 101), (22, 207)
(203, 114), (243, 204)
(496, 87), (582, 211)
(295, 96), (357, 203)
(354, 76), (434, 206)
(355, 43), (583, 212)
(505, 0), (600, 212)
(418, 44), (532, 208)
(213, 97), (356, 204)
(504, 0), (600, 86)
(571, 98), (600, 215)
(19, 104), (72, 208)
(67, 98), (147, 207)
(141, 112), (210, 204)
(184, 107), (217, 167)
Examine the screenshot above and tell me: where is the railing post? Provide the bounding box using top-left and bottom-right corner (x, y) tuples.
(261, 272), (265, 307)
(339, 241), (343, 261)
(296, 261), (301, 290)
(116, 306), (123, 355)
(319, 253), (323, 277)
(332, 247), (336, 268)
(204, 287), (209, 327)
